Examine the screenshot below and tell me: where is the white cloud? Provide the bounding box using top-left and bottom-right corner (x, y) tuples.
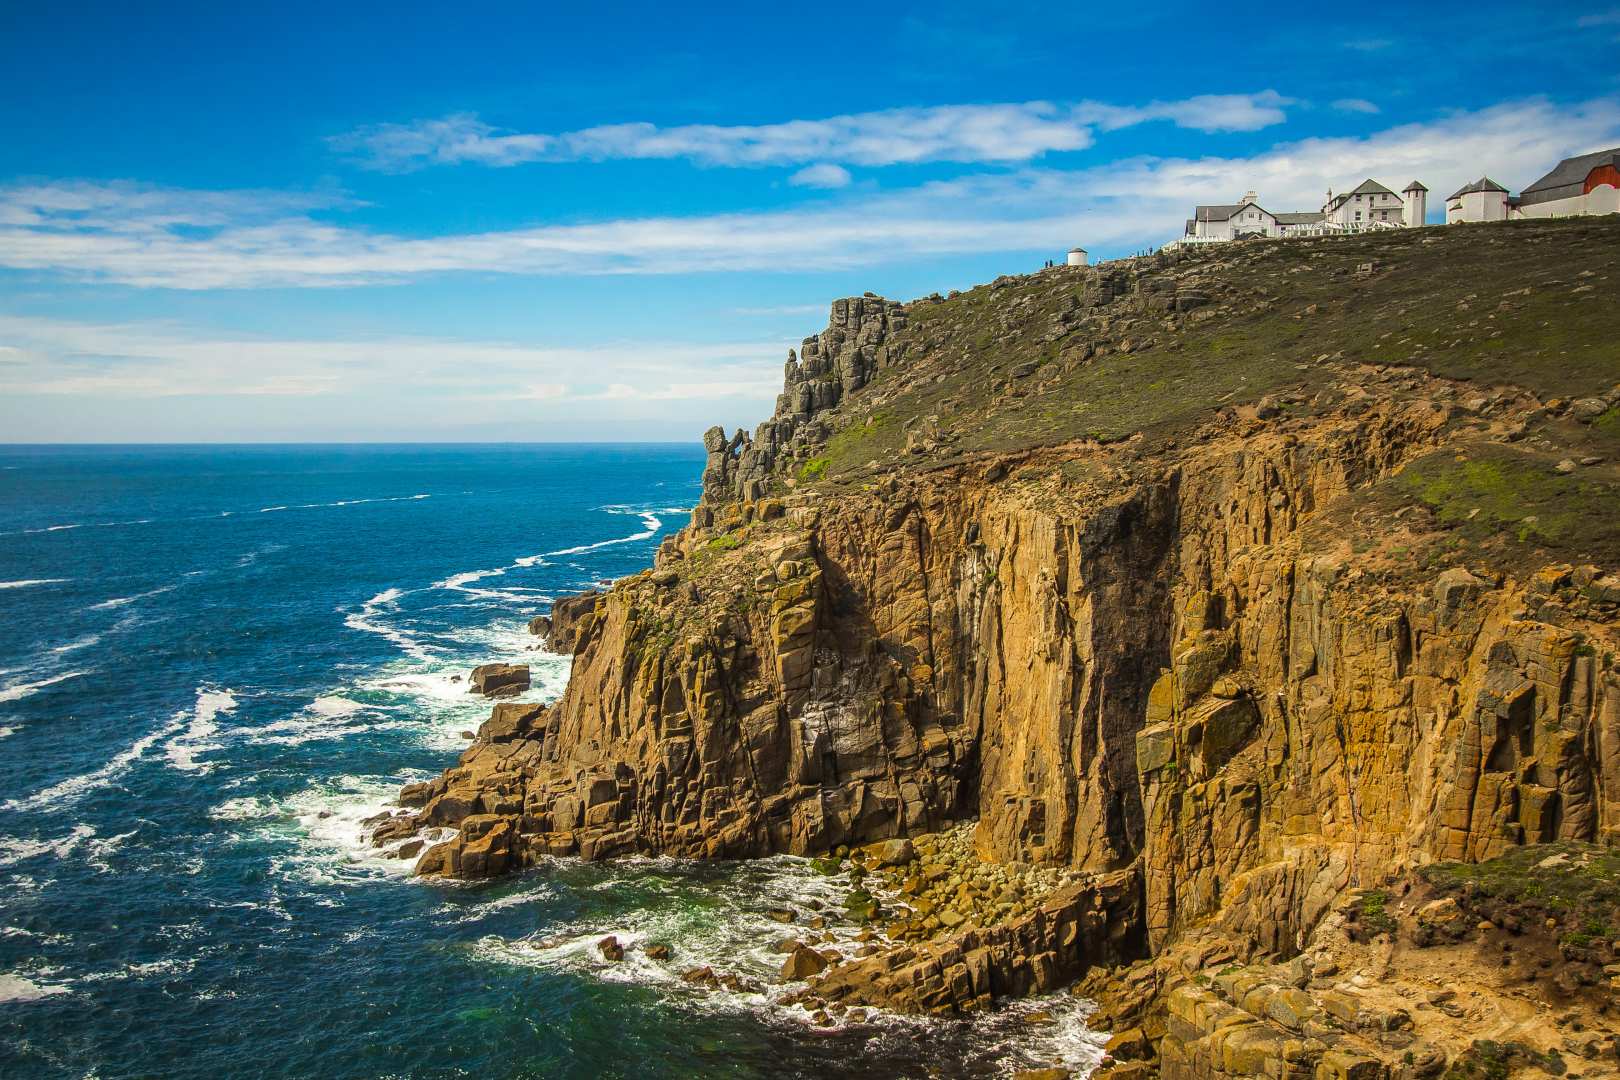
(1576, 8), (1620, 26)
(330, 93), (1292, 173)
(0, 315), (788, 409)
(1073, 92), (1295, 134)
(1332, 98), (1381, 115)
(3, 97), (1617, 290)
(789, 163), (853, 188)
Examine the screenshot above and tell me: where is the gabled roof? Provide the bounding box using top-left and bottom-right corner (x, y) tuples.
(1346, 179), (1397, 197)
(1520, 146), (1620, 205)
(1194, 203), (1244, 222)
(1447, 177), (1509, 200)
(1403, 180), (1428, 192)
(1274, 212), (1326, 225)
(1323, 179), (1401, 213)
(1195, 201), (1273, 222)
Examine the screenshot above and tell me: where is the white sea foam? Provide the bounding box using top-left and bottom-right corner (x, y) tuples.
(514, 511), (662, 565)
(470, 853), (1107, 1073)
(73, 956), (197, 984)
(0, 578), (69, 589)
(256, 773), (450, 884)
(344, 587), (440, 662)
(0, 825), (97, 869)
(0, 974), (71, 1002)
(50, 633), (102, 653)
(0, 670), (88, 704)
(258, 494), (431, 514)
(309, 695), (364, 718)
(0, 727), (13, 740)
(3, 710), (186, 814)
(231, 693), (397, 749)
(89, 584), (176, 610)
(473, 855), (867, 1002)
(0, 518), (155, 538)
(164, 687), (240, 773)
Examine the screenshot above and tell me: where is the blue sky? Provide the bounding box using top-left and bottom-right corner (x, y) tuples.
(2, 2), (1618, 442)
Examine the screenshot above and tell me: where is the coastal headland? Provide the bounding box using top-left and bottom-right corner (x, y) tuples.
(380, 217), (1620, 1077)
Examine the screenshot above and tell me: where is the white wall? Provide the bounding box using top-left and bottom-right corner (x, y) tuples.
(1402, 190), (1427, 227)
(1449, 190), (1509, 223)
(1518, 187), (1620, 218)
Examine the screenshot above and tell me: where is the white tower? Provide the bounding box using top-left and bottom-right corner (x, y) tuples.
(1067, 246), (1088, 267)
(1402, 181), (1429, 228)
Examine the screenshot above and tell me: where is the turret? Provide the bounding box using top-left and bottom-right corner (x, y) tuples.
(1402, 181), (1429, 228)
(1067, 246), (1089, 267)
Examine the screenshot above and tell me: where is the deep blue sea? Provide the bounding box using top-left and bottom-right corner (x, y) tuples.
(0, 444), (1100, 1079)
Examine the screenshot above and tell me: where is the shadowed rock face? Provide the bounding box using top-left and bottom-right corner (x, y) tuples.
(395, 224), (1620, 1027)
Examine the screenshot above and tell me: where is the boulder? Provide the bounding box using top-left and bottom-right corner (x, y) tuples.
(598, 936), (624, 961)
(865, 838), (915, 867)
(468, 664), (530, 698)
(780, 944), (829, 980)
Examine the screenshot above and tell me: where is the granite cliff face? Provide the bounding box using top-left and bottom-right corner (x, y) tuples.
(393, 218), (1620, 1074)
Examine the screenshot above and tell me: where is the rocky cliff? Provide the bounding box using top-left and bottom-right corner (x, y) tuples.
(392, 218), (1620, 1075)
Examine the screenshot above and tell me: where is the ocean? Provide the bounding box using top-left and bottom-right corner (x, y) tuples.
(0, 444), (1103, 1079)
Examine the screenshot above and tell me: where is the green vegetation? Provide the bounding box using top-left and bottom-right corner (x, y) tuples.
(1443, 1040), (1564, 1080)
(1419, 841), (1620, 915)
(1355, 889), (1398, 935)
(705, 533), (743, 553)
(1594, 407), (1620, 439)
(1395, 445), (1620, 562)
(793, 217), (1620, 491)
(797, 456), (829, 482)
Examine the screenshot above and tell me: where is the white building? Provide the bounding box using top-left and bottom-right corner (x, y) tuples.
(1447, 147), (1620, 224)
(1518, 147), (1620, 218)
(1321, 179), (1411, 228)
(1176, 178), (1427, 245)
(1185, 191), (1282, 240)
(1446, 177), (1512, 224)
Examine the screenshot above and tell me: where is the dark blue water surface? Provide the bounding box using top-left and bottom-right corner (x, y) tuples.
(0, 444), (1101, 1080)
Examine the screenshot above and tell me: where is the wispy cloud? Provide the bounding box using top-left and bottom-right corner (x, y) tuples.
(3, 97), (1616, 290)
(789, 163), (852, 189)
(1332, 98), (1381, 115)
(1575, 8), (1620, 26)
(329, 93), (1294, 173)
(0, 315), (787, 405)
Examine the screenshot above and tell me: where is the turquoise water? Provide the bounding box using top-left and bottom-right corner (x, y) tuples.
(0, 444), (1102, 1079)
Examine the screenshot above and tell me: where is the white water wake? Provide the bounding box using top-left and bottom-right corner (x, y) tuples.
(164, 688), (241, 773)
(2, 715), (184, 814)
(0, 670), (87, 704)
(344, 588), (440, 662)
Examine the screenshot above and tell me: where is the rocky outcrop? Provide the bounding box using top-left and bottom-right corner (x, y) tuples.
(804, 867), (1143, 1015)
(702, 294), (906, 503)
